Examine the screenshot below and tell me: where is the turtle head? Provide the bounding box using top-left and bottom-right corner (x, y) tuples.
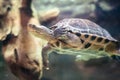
(28, 24), (55, 42)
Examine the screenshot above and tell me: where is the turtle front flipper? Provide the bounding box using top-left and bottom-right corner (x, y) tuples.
(42, 44), (52, 70)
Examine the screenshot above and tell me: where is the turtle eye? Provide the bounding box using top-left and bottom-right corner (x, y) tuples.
(50, 30), (53, 32)
(49, 30), (53, 35)
(50, 26), (57, 30)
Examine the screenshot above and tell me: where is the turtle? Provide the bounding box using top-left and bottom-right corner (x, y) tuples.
(28, 18), (120, 69)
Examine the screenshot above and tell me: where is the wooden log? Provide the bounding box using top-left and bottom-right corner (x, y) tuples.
(1, 0), (47, 80)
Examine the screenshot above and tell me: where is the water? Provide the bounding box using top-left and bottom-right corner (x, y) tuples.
(0, 0), (120, 80)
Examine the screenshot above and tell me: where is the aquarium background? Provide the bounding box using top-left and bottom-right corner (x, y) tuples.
(0, 0), (120, 80)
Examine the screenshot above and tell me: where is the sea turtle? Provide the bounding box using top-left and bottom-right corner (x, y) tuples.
(28, 18), (120, 69)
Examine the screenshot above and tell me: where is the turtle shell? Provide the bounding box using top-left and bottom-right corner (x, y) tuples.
(51, 18), (117, 41)
(50, 18), (118, 52)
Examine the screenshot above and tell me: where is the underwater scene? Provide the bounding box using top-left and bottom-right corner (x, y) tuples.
(0, 0), (120, 80)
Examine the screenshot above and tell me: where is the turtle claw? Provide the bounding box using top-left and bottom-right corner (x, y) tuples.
(43, 58), (50, 70)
